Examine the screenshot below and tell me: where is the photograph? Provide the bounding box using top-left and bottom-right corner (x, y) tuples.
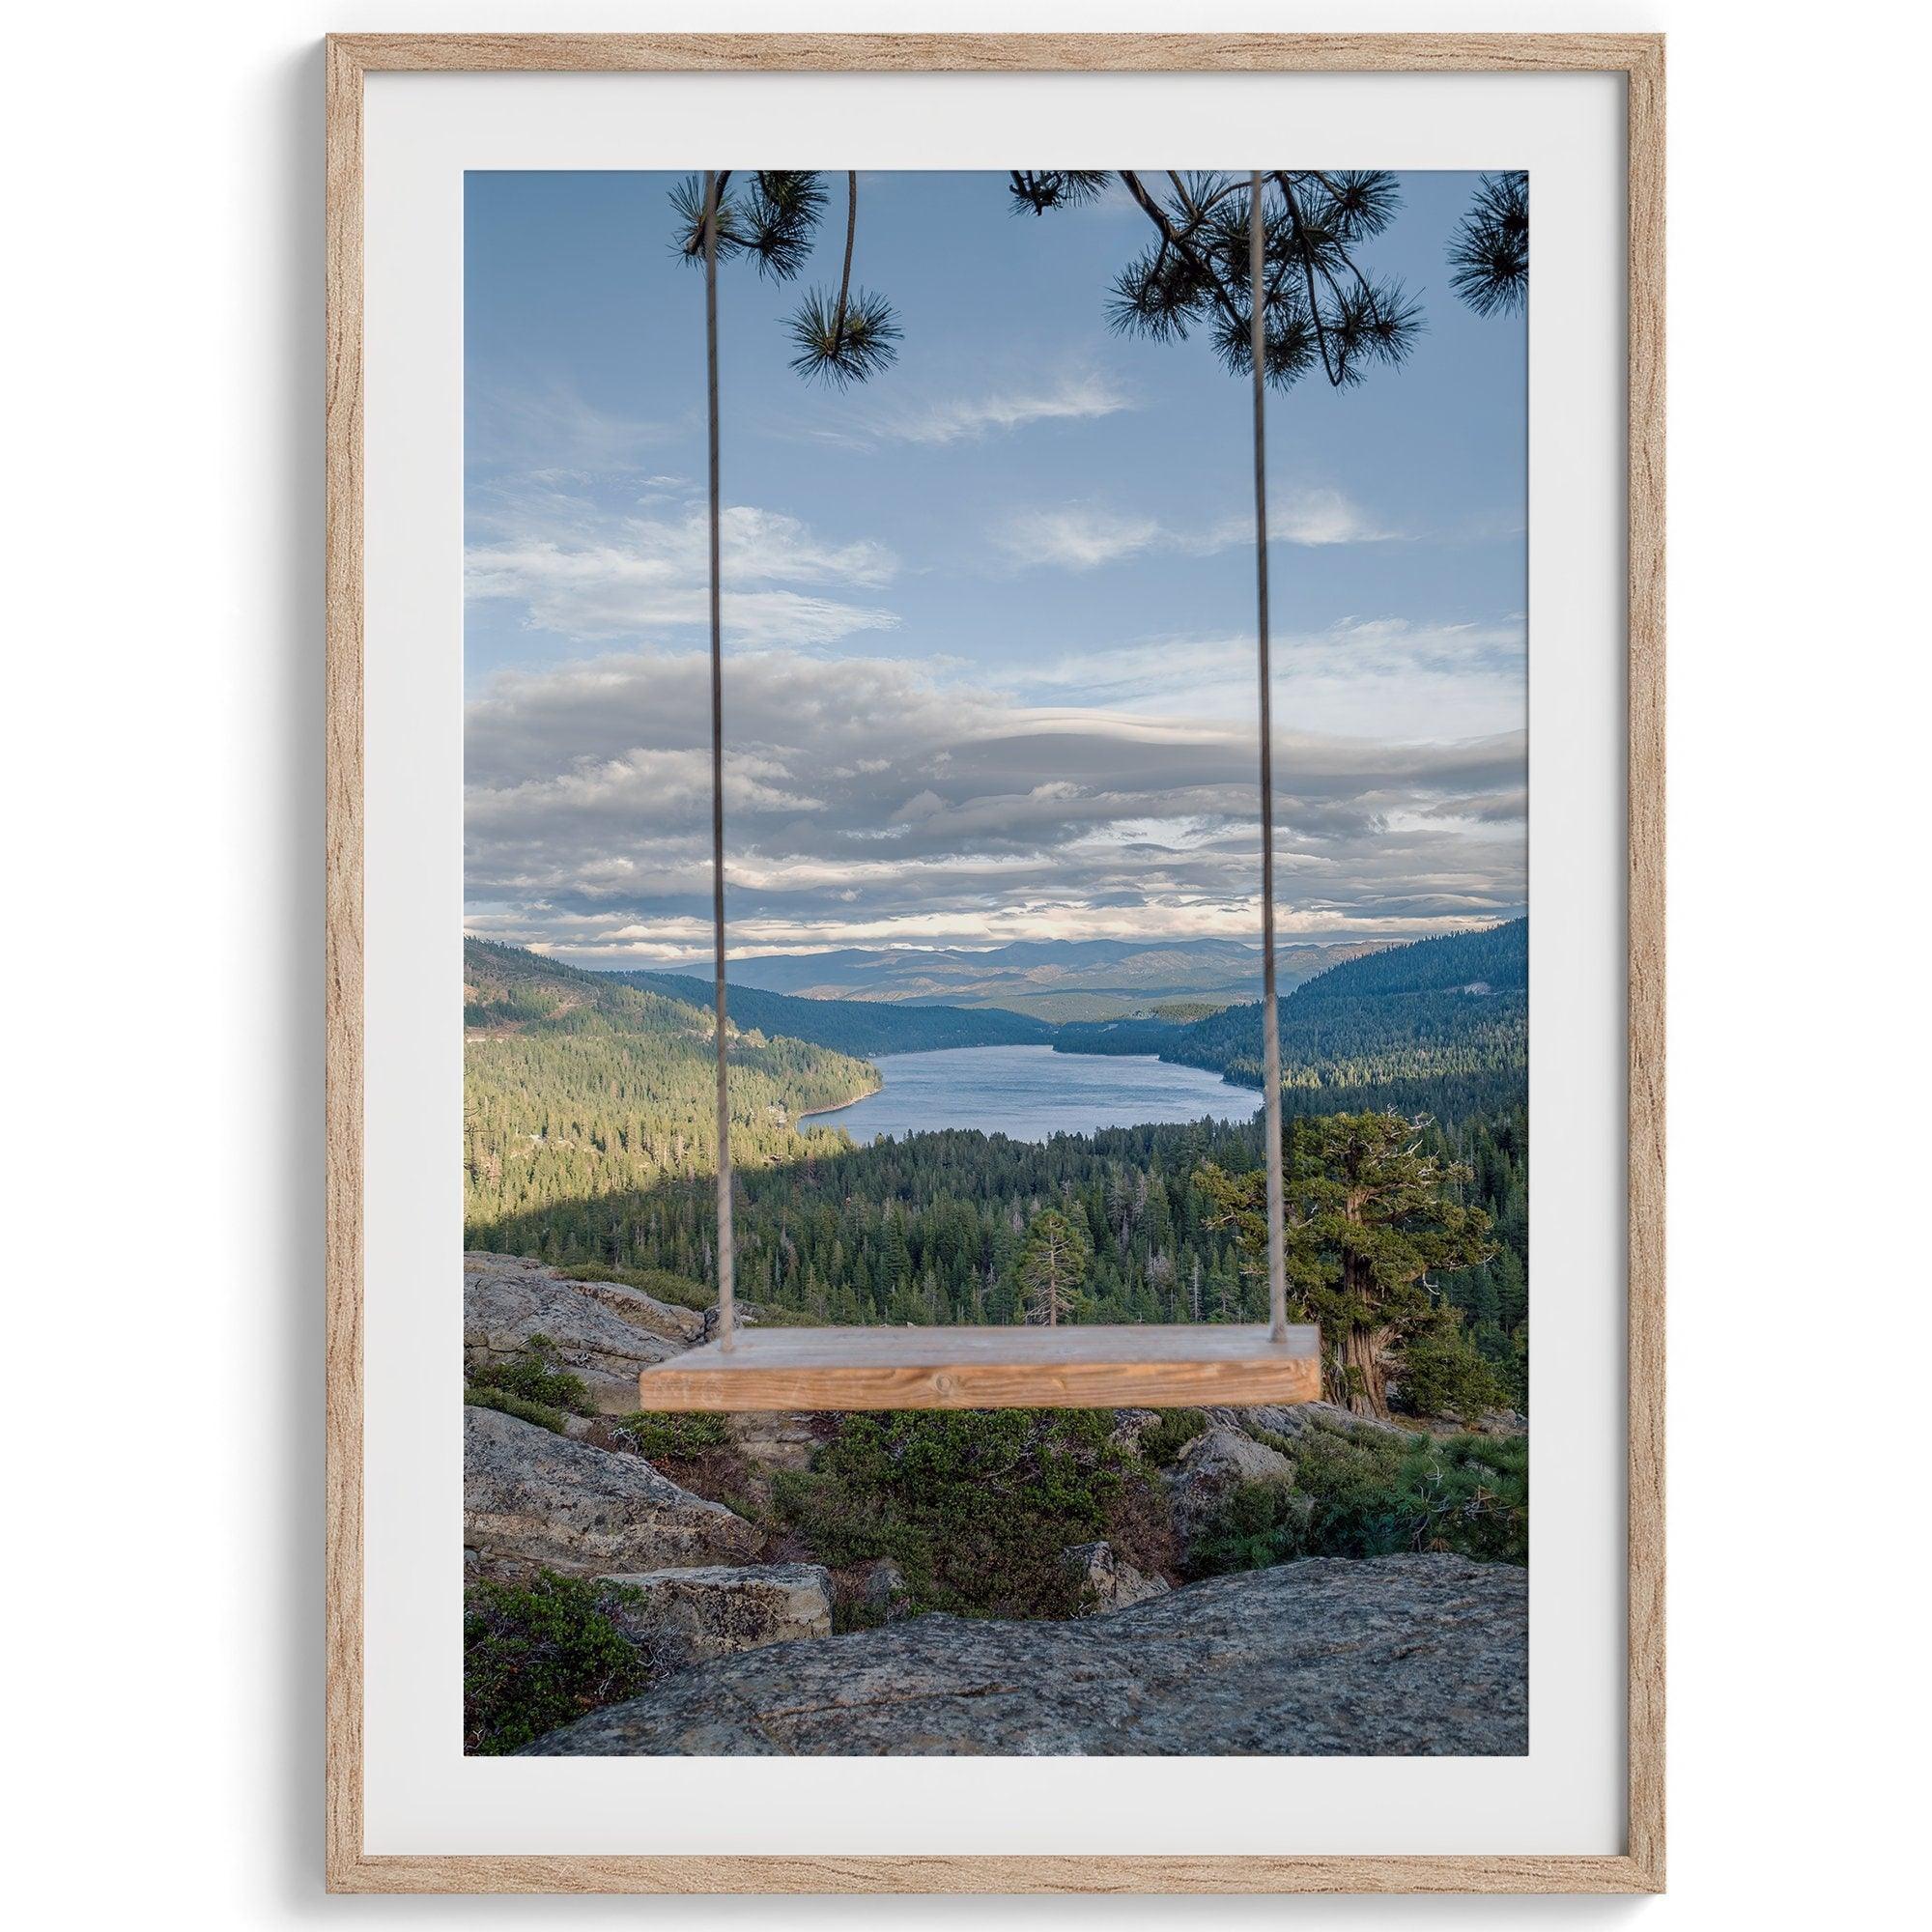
(20, 0), (1926, 1918)
(460, 163), (1533, 1759)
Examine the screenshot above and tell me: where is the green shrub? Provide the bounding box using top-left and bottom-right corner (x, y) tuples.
(1191, 1428), (1527, 1574)
(1190, 1480), (1317, 1576)
(468, 1335), (594, 1416)
(1394, 1322), (1509, 1424)
(774, 1408), (1165, 1620)
(615, 1411), (731, 1461)
(1138, 1407), (1209, 1467)
(465, 1384), (566, 1435)
(464, 1571), (648, 1754)
(1468, 1321), (1529, 1414)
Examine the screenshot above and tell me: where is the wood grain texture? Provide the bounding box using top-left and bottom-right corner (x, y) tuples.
(323, 30), (1665, 1895)
(323, 31), (365, 1901)
(331, 32), (1662, 73)
(636, 1323), (1323, 1411)
(325, 1852), (1660, 1895)
(1624, 34), (1668, 1898)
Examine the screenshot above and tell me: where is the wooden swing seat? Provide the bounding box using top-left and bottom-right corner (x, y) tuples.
(635, 1321), (1322, 1411)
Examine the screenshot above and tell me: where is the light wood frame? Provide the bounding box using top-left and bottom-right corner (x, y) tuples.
(325, 31), (1663, 1895)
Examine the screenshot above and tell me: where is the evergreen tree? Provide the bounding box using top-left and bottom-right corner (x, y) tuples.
(1200, 1112), (1496, 1418)
(1016, 1208), (1090, 1328)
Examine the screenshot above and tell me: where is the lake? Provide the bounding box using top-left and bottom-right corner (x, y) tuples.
(800, 1043), (1260, 1145)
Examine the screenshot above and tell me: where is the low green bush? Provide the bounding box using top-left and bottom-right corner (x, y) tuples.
(468, 1334), (595, 1416)
(774, 1408), (1166, 1620)
(465, 1384), (566, 1435)
(1191, 1428), (1527, 1574)
(1393, 1322), (1509, 1424)
(615, 1411), (731, 1461)
(1137, 1407), (1210, 1467)
(464, 1571), (648, 1754)
(1472, 1321), (1530, 1414)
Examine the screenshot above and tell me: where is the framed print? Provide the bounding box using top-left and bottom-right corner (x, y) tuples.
(326, 32), (1663, 1893)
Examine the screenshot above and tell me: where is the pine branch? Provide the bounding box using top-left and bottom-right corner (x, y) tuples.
(1448, 171), (1529, 317)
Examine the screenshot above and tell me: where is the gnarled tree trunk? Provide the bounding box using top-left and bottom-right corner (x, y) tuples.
(1341, 1321), (1395, 1418)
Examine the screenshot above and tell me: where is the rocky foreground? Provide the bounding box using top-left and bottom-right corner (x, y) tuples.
(465, 1250), (697, 1409)
(464, 1403), (760, 1573)
(463, 1253), (1526, 1756)
(522, 1554), (1525, 1756)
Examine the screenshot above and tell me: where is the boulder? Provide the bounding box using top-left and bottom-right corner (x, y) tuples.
(464, 1405), (758, 1577)
(523, 1554), (1526, 1756)
(695, 1301), (798, 1345)
(598, 1563), (833, 1671)
(724, 1410), (830, 1471)
(464, 1253), (698, 1411)
(1163, 1423), (1301, 1549)
(1419, 1407), (1527, 1439)
(858, 1553), (908, 1615)
(1060, 1540), (1169, 1612)
(1236, 1401), (1412, 1445)
(570, 1278), (704, 1348)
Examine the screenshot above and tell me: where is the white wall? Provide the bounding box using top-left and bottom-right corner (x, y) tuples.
(7, 0), (1921, 1922)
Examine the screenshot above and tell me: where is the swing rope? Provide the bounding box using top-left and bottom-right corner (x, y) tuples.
(699, 169), (1291, 1352)
(1250, 172), (1292, 1346)
(703, 171), (737, 1352)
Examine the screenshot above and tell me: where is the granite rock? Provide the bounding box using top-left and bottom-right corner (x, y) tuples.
(522, 1556), (1527, 1756)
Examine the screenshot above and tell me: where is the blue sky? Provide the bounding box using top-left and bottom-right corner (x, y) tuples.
(465, 171), (1526, 969)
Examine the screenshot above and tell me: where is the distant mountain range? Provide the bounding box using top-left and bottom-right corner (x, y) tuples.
(655, 936), (1390, 1024)
(607, 971), (1055, 1056)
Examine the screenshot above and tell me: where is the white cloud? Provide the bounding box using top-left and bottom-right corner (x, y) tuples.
(994, 487), (1393, 574)
(834, 370), (1135, 448)
(469, 377), (678, 480)
(1017, 636), (1253, 700)
(1270, 488), (1394, 547)
(466, 502), (899, 646)
(1015, 616), (1527, 743)
(466, 641), (1525, 960)
(994, 507), (1163, 571)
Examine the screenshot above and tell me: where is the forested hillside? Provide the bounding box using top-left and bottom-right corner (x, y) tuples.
(607, 971), (1054, 1055)
(470, 1103), (1527, 1403)
(1293, 920), (1526, 1003)
(465, 941), (878, 1234)
(1060, 921), (1526, 1118)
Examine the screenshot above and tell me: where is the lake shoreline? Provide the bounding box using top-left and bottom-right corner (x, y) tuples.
(794, 1069), (884, 1126)
(793, 1043), (1260, 1147)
